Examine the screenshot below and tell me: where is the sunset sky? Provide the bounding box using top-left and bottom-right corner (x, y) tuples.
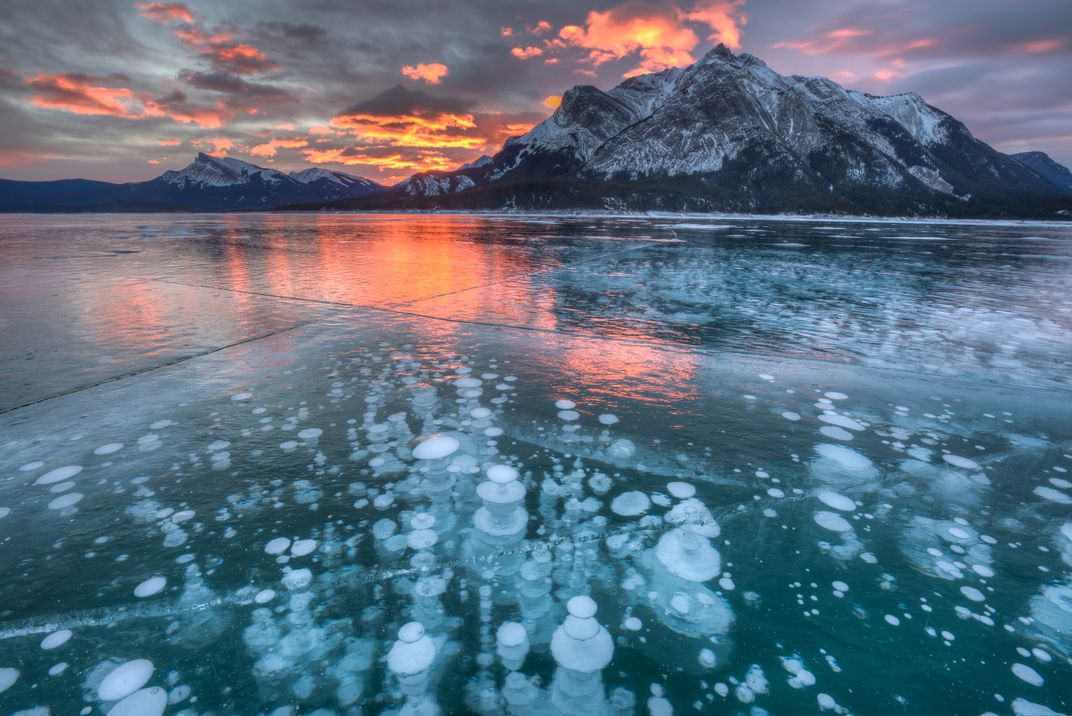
(1, 0), (1069, 184)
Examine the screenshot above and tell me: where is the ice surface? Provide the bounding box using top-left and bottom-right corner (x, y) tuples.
(0, 214), (1070, 715)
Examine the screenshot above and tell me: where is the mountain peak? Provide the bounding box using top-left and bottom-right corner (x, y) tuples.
(702, 42), (736, 62)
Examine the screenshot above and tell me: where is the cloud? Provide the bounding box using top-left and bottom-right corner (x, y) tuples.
(401, 62), (449, 85)
(25, 73), (152, 119)
(554, 0), (748, 77)
(511, 46), (545, 60)
(135, 2), (193, 24)
(139, 3), (278, 75)
(249, 136), (309, 157)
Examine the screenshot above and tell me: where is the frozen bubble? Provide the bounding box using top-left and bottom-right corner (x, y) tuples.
(94, 443), (124, 455)
(884, 614), (900, 626)
(109, 686), (167, 716)
(134, 576), (167, 598)
(48, 492), (84, 510)
(149, 420), (172, 430)
(598, 413), (619, 425)
(832, 580), (849, 592)
(1034, 486), (1071, 504)
(0, 507), (8, 519)
(98, 658), (155, 701)
(960, 586), (985, 603)
(34, 465), (82, 485)
(282, 568), (312, 590)
(298, 427), (322, 441)
(942, 454), (980, 470)
(470, 407), (492, 419)
(49, 662), (68, 676)
(264, 537), (291, 555)
(279, 440), (298, 452)
(413, 435), (460, 460)
(555, 399), (577, 410)
(656, 529), (721, 582)
(825, 392), (848, 400)
(667, 482), (696, 499)
(608, 438), (636, 459)
(1011, 663), (1044, 686)
(611, 491), (651, 517)
(1011, 698), (1061, 716)
(291, 539), (317, 557)
(819, 413), (865, 431)
(231, 392), (252, 401)
(815, 444), (874, 474)
(817, 490), (855, 511)
(814, 511), (852, 533)
(782, 411), (801, 421)
(19, 461), (44, 472)
(388, 622), (436, 676)
(0, 667), (18, 694)
(40, 629), (72, 650)
(254, 589), (276, 604)
(820, 425), (854, 441)
(558, 410), (580, 421)
(623, 617), (643, 631)
(818, 693), (837, 711)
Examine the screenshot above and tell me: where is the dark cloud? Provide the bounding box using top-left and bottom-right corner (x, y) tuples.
(341, 84), (475, 118)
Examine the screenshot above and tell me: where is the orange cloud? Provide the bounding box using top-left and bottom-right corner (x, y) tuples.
(501, 26), (514, 37)
(25, 73), (148, 119)
(543, 95), (562, 109)
(511, 46), (545, 60)
(331, 112), (484, 149)
(533, 20), (553, 34)
(135, 2), (193, 24)
(191, 136), (234, 155)
(681, 0), (748, 48)
(249, 137), (309, 157)
(302, 147), (454, 173)
(401, 62), (449, 85)
(139, 4), (276, 75)
(158, 139), (181, 146)
(554, 1), (746, 77)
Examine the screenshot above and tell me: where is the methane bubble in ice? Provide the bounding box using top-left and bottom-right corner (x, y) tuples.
(40, 629), (72, 650)
(656, 529), (721, 581)
(94, 443), (123, 455)
(817, 490), (856, 511)
(34, 465), (82, 485)
(98, 658), (155, 701)
(134, 576), (166, 598)
(264, 537), (291, 555)
(109, 686), (168, 716)
(0, 667), (18, 694)
(412, 435), (460, 460)
(942, 454), (981, 470)
(611, 491), (651, 516)
(814, 511), (852, 532)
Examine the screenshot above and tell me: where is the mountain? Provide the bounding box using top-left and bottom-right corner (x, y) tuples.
(0, 153), (383, 212)
(1011, 152), (1072, 194)
(297, 44), (1070, 217)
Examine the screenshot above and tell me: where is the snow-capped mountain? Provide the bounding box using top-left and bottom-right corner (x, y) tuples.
(381, 44), (1069, 215)
(0, 153), (383, 211)
(1012, 152), (1072, 194)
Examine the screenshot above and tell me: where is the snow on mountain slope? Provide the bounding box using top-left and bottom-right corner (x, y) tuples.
(396, 43), (1062, 211)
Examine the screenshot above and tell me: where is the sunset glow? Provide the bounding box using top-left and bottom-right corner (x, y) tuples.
(2, 0), (1070, 182)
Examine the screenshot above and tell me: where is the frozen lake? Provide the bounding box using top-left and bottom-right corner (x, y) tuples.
(0, 212), (1070, 715)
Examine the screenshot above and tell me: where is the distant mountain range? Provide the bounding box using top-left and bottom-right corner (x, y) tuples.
(0, 153), (382, 212)
(3, 44), (1071, 217)
(293, 44), (1072, 218)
